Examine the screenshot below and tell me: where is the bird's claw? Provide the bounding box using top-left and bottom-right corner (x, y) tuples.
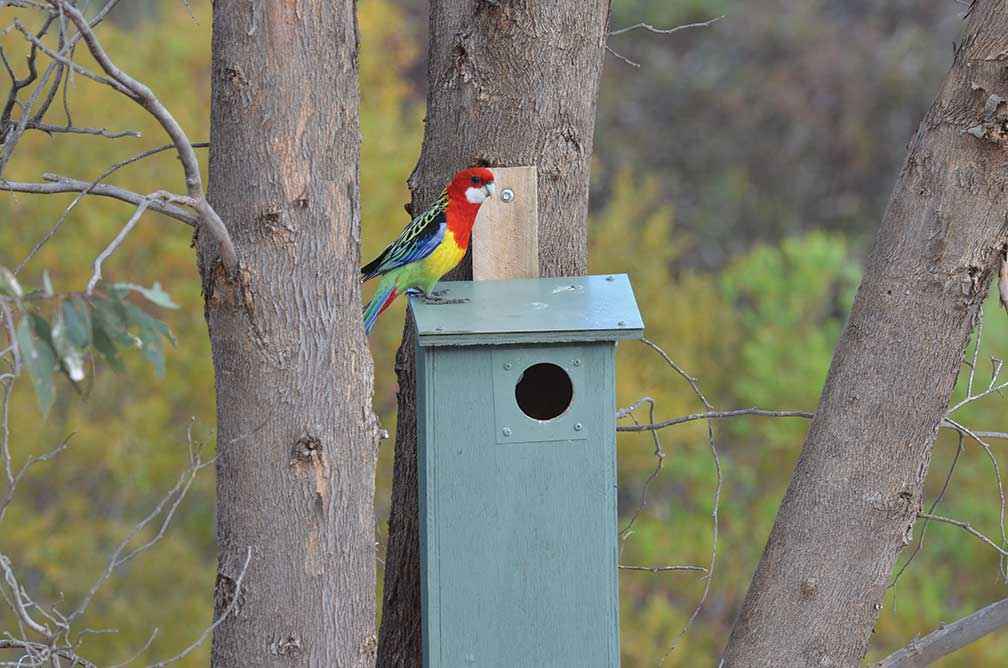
(419, 294), (469, 305)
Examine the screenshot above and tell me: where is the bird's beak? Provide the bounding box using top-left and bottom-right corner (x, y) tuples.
(484, 182), (497, 199)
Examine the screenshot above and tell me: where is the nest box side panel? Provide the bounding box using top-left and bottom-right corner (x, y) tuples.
(417, 342), (619, 667)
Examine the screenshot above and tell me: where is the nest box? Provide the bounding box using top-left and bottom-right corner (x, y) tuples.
(409, 273), (644, 667)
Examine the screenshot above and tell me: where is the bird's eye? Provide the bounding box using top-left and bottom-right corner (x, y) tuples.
(470, 176), (481, 185)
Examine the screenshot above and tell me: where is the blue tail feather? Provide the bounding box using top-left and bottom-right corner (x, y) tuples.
(363, 282), (397, 335)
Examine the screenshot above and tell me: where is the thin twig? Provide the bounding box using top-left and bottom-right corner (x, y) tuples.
(107, 628), (158, 668)
(618, 396), (664, 539)
(12, 19), (130, 95)
(609, 15), (725, 37)
(619, 564), (707, 574)
(65, 452), (214, 624)
(623, 338), (721, 664)
(944, 418), (1008, 576)
(142, 546), (251, 668)
(27, 121), (139, 138)
(891, 432), (964, 588)
(618, 407), (814, 432)
(616, 406), (1008, 443)
(605, 45), (640, 68)
(917, 512), (1008, 558)
(84, 198), (151, 294)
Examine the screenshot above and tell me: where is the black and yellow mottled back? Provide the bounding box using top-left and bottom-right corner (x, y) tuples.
(360, 191), (449, 282)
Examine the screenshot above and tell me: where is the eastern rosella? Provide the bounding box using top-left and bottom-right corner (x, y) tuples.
(361, 167), (497, 333)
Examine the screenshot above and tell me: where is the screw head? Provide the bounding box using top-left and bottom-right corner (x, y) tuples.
(503, 362), (512, 370)
(617, 321), (626, 327)
(500, 188), (515, 203)
(573, 423), (583, 432)
(606, 275), (615, 282)
(502, 427), (512, 437)
(572, 359), (581, 367)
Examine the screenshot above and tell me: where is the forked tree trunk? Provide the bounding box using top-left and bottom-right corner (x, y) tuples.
(722, 3), (1008, 665)
(201, 2), (379, 665)
(377, 1), (612, 664)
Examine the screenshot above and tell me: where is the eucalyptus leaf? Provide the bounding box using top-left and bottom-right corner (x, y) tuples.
(91, 325), (125, 373)
(15, 317), (56, 415)
(92, 296), (138, 349)
(51, 310), (86, 383)
(111, 282), (179, 309)
(29, 312), (54, 348)
(61, 297), (92, 349)
(122, 301), (172, 375)
(139, 329), (165, 377)
(0, 266), (23, 298)
(122, 301), (175, 347)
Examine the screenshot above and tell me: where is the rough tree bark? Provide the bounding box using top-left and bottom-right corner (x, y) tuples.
(202, 2), (379, 665)
(722, 3), (1008, 666)
(377, 1), (611, 664)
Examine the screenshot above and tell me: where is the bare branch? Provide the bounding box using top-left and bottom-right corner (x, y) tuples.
(0, 639), (95, 668)
(916, 512), (1008, 558)
(12, 19), (130, 96)
(1, 178), (197, 226)
(891, 433), (964, 587)
(876, 597), (1008, 667)
(605, 45), (640, 68)
(943, 418), (1008, 574)
(0, 435), (70, 524)
(10, 140), (208, 271)
(47, 0), (238, 272)
(618, 396), (664, 539)
(84, 197), (151, 294)
(0, 13), (55, 130)
(619, 564), (707, 574)
(616, 405), (1008, 443)
(617, 338), (722, 664)
(0, 553), (51, 637)
(28, 121), (140, 139)
(65, 448), (214, 624)
(609, 15), (724, 37)
(617, 407), (814, 432)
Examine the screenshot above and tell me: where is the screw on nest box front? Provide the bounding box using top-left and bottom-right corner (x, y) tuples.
(410, 166), (644, 667)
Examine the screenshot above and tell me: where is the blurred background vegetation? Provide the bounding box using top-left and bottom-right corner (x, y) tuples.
(2, 0), (1006, 664)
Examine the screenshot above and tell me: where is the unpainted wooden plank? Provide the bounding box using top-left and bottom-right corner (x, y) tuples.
(472, 166), (540, 281)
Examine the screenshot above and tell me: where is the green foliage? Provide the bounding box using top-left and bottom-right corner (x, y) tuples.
(9, 279), (176, 414)
(591, 168), (1008, 665)
(0, 0), (422, 664)
(16, 315), (57, 414)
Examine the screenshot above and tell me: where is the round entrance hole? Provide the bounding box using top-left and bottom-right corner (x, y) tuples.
(514, 362), (574, 421)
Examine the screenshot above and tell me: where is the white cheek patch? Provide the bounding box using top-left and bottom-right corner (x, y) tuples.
(465, 186), (487, 204)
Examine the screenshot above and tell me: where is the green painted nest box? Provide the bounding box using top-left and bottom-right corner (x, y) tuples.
(409, 274), (644, 667)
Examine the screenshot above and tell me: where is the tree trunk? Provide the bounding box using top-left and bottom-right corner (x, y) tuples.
(202, 2), (379, 665)
(722, 3), (1008, 666)
(377, 2), (611, 664)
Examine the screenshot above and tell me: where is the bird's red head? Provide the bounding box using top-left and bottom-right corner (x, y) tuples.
(446, 167), (497, 207)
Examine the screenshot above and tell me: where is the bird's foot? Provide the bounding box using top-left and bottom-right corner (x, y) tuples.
(419, 293), (469, 305)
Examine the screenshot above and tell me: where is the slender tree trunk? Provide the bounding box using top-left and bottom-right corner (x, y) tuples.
(201, 2), (379, 665)
(723, 4), (1008, 666)
(377, 2), (611, 664)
